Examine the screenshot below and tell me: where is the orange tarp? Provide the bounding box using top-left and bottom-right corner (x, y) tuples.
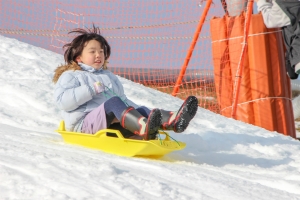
(210, 13), (295, 138)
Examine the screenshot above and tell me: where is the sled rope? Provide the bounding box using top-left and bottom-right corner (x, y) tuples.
(157, 133), (163, 145)
(103, 86), (130, 107)
(160, 130), (181, 147)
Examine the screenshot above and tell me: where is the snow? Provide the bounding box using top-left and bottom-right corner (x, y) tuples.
(1, 34), (300, 200)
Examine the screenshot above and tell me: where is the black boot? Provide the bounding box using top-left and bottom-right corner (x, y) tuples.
(121, 107), (162, 140)
(161, 96), (198, 133)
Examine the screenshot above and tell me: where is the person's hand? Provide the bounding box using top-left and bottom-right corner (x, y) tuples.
(93, 81), (105, 94)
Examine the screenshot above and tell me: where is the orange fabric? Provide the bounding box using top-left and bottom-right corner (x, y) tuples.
(226, 15), (254, 124)
(210, 13), (296, 138)
(247, 14), (277, 131)
(210, 16), (232, 117)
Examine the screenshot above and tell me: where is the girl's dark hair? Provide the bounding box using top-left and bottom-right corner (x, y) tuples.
(63, 24), (111, 67)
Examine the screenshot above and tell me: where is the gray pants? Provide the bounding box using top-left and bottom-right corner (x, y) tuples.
(221, 0), (248, 16)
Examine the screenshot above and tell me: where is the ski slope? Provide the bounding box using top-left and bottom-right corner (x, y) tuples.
(1, 35), (300, 200)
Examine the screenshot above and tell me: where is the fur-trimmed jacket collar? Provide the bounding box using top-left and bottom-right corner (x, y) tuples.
(52, 61), (81, 83)
(53, 61), (109, 83)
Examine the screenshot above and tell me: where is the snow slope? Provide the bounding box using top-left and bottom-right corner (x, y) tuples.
(1, 35), (300, 200)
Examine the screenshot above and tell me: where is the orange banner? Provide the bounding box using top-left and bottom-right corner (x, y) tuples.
(211, 13), (296, 138)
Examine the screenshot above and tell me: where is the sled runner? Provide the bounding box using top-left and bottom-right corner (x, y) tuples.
(56, 121), (186, 158)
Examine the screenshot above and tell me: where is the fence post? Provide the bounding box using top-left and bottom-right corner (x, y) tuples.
(231, 0), (254, 118)
(172, 0), (212, 96)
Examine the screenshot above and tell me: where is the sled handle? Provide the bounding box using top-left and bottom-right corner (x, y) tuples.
(96, 129), (125, 139)
(58, 120), (66, 131)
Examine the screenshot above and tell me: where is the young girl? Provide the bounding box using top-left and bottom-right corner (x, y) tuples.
(53, 25), (198, 140)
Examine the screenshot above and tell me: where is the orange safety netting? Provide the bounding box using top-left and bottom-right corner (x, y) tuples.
(0, 0), (223, 113)
(211, 13), (295, 138)
(0, 0), (296, 137)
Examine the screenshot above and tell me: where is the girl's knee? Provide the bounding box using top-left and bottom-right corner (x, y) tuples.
(108, 96), (123, 103)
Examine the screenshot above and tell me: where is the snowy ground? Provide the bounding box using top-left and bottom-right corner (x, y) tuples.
(1, 35), (300, 200)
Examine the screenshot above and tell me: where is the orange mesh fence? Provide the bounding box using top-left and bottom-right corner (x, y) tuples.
(0, 0), (295, 137)
(0, 0), (226, 113)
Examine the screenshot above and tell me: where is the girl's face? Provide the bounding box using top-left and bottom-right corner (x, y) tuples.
(76, 39), (105, 70)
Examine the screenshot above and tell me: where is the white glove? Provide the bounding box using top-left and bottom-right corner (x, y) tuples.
(93, 81), (105, 94)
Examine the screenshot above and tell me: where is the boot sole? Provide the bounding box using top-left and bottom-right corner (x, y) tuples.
(174, 96), (198, 133)
(145, 109), (162, 140)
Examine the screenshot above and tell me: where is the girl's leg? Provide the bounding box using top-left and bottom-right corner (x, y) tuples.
(104, 96), (162, 140)
(160, 96), (198, 133)
(81, 103), (107, 134)
(136, 106), (151, 117)
(104, 98), (151, 139)
(132, 96), (198, 133)
(82, 96), (129, 134)
(104, 96), (128, 127)
(104, 97), (152, 125)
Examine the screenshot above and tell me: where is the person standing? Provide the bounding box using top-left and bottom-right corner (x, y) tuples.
(255, 0), (300, 79)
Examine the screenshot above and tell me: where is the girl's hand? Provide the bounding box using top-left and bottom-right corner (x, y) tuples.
(93, 82), (105, 94)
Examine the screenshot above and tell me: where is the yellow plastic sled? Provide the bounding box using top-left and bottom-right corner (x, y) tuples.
(56, 121), (186, 158)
